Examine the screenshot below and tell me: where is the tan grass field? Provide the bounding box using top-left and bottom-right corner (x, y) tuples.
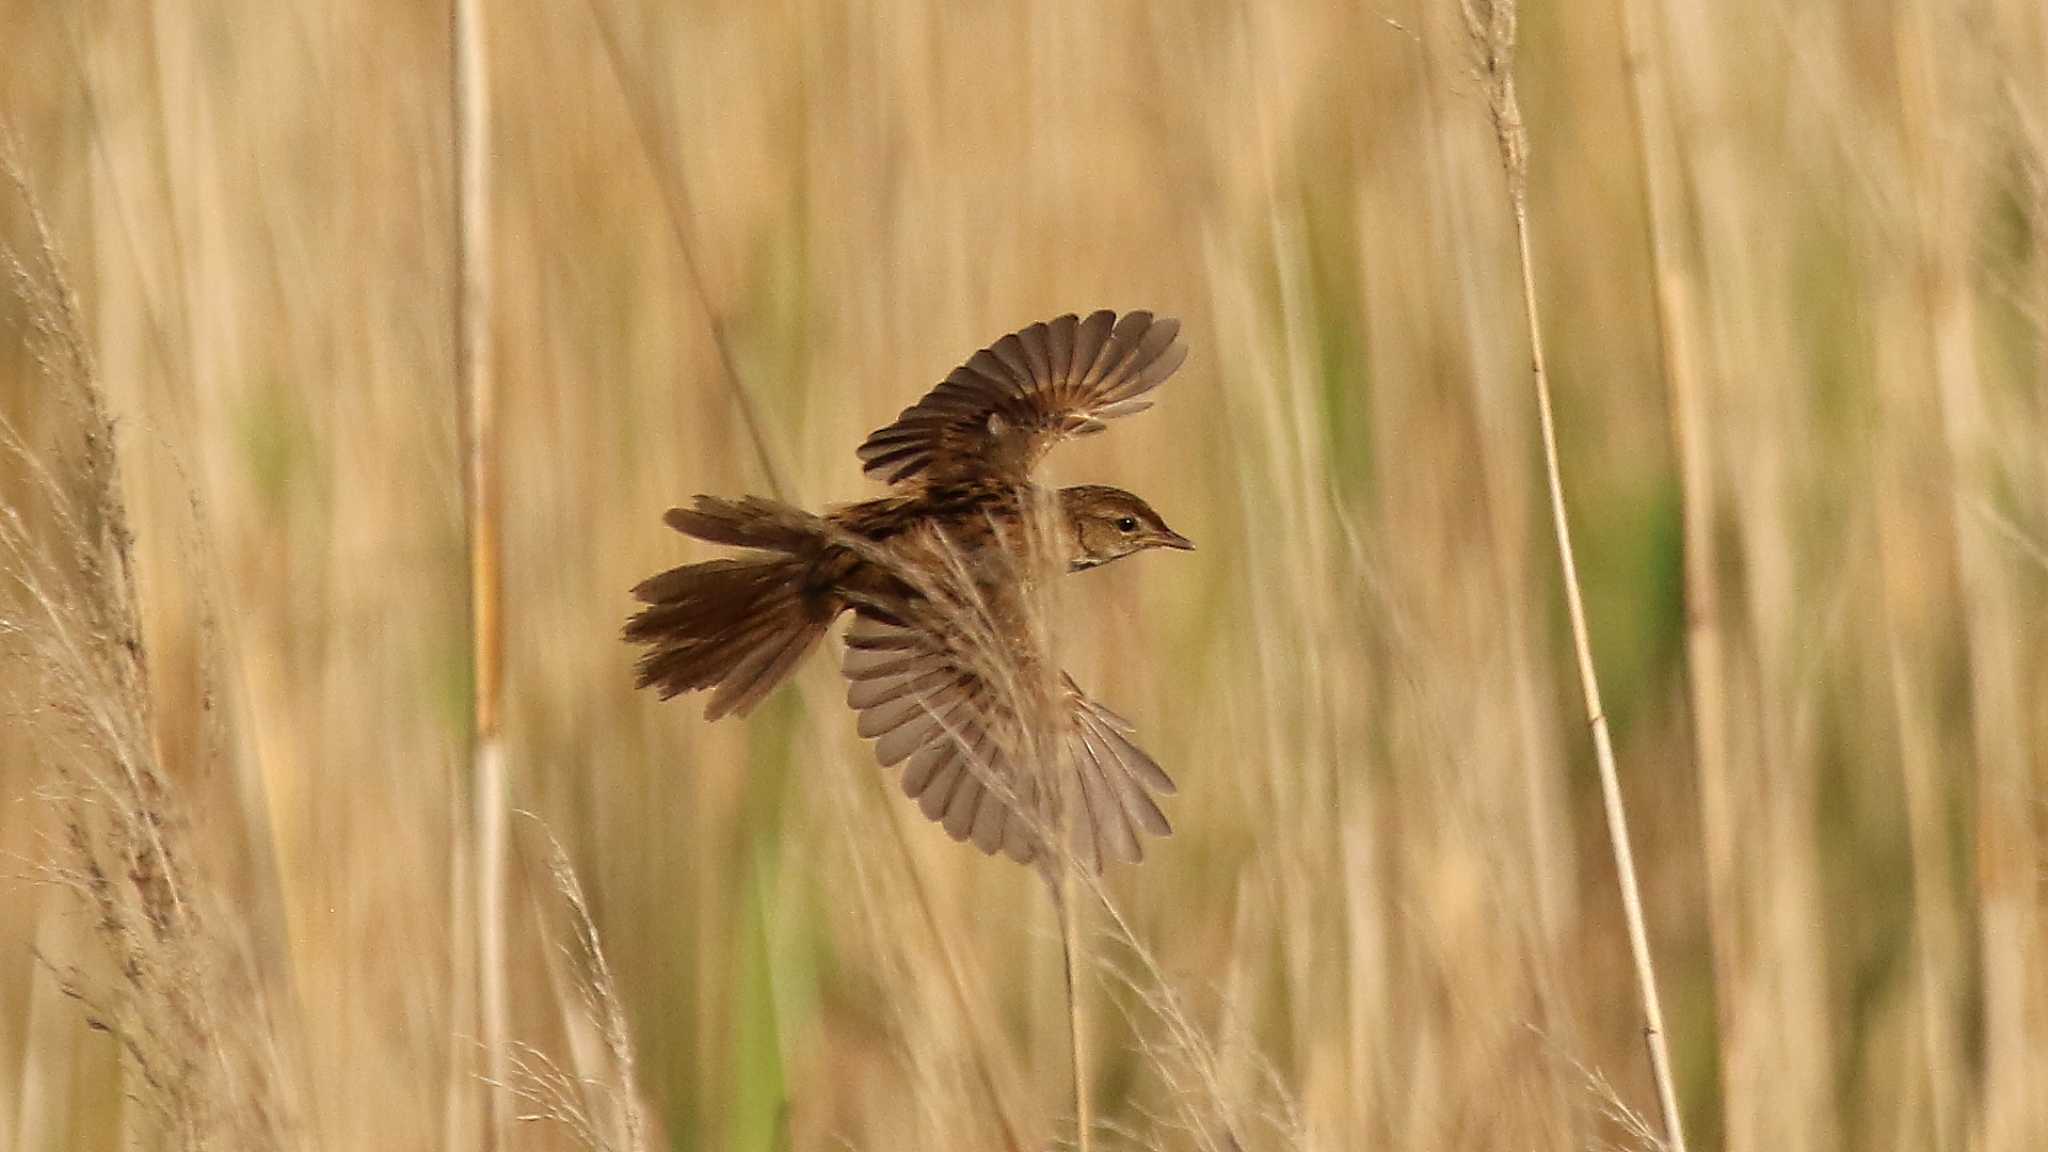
(2, 2), (2045, 1150)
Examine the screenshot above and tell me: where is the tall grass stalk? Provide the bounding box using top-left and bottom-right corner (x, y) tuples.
(452, 0), (509, 1144)
(1895, 4), (2040, 1142)
(1615, 0), (1736, 1140)
(867, 782), (1031, 1151)
(1460, 3), (1689, 1148)
(1054, 870), (1092, 1152)
(585, 0), (793, 498)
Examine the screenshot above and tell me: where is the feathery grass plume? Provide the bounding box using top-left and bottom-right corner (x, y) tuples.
(0, 140), (298, 1152)
(1457, 3), (1689, 1150)
(496, 811), (653, 1152)
(1089, 882), (1281, 1152)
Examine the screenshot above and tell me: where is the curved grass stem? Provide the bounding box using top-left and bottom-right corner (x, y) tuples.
(1048, 863), (1092, 1152)
(1461, 3), (1690, 1148)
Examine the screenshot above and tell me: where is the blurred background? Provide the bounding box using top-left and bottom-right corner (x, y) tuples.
(1, 2), (2045, 1150)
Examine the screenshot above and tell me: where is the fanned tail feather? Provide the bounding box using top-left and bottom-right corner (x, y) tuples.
(625, 496), (837, 718)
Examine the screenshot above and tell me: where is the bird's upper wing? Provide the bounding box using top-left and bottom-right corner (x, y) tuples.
(838, 606), (1175, 869)
(856, 311), (1188, 487)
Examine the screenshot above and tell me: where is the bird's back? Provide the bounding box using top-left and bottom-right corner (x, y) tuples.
(828, 481), (1063, 595)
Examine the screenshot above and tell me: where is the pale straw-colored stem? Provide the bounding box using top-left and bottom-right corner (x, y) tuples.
(874, 790), (1030, 1152)
(1614, 0), (1735, 1143)
(1462, 3), (1689, 1148)
(1509, 204), (1688, 1152)
(452, 0), (508, 1145)
(1051, 865), (1092, 1152)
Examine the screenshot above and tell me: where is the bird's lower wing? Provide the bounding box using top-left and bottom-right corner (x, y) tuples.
(839, 608), (1174, 869)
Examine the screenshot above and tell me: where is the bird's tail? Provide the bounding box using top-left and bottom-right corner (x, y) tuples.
(625, 496), (837, 719)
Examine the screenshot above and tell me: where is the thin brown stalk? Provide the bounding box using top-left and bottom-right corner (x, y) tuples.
(452, 0), (508, 1145)
(1053, 869), (1093, 1152)
(514, 811), (651, 1152)
(583, 0), (792, 499)
(870, 792), (1031, 1152)
(1460, 4), (1689, 1149)
(1087, 879), (1258, 1152)
(1879, 572), (1963, 1151)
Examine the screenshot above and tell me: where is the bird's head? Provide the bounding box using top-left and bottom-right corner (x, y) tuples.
(1058, 485), (1194, 571)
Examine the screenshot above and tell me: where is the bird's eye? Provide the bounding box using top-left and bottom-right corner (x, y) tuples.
(1115, 516), (1139, 532)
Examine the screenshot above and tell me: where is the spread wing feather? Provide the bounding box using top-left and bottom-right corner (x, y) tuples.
(839, 609), (1174, 868)
(857, 310), (1189, 487)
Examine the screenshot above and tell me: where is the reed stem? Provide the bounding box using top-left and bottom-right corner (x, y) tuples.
(453, 0), (507, 1144)
(1051, 866), (1092, 1152)
(1461, 3), (1689, 1148)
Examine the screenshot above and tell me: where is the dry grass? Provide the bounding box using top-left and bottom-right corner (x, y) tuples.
(0, 140), (299, 1151)
(3, 3), (2047, 1151)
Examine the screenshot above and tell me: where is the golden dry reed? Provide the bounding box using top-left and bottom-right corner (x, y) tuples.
(3, 3), (2046, 1151)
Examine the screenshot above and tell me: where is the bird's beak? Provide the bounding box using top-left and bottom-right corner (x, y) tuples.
(1158, 528), (1196, 552)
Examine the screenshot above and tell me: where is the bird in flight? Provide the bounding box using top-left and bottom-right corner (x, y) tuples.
(625, 311), (1192, 868)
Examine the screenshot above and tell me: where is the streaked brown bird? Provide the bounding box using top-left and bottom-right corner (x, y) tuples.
(625, 310), (1192, 868)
